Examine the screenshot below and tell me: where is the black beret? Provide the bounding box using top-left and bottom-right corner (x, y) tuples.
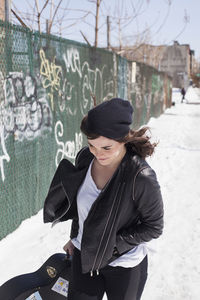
(85, 98), (133, 139)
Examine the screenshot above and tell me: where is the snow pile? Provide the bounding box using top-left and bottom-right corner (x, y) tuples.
(185, 86), (200, 103)
(0, 91), (200, 299)
(194, 87), (200, 98)
(172, 88), (182, 103)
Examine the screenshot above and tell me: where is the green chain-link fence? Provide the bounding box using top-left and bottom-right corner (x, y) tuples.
(0, 20), (172, 240)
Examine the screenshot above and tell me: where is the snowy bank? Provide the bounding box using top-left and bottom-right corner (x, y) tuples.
(1, 94), (200, 299)
(172, 86), (200, 104)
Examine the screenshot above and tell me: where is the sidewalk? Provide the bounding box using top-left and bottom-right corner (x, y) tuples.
(0, 101), (200, 300)
(173, 86), (200, 104)
(142, 101), (200, 299)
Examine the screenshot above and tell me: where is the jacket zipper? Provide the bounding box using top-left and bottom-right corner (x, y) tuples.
(96, 182), (125, 274)
(90, 183), (121, 276)
(91, 166), (148, 275)
(52, 181), (72, 227)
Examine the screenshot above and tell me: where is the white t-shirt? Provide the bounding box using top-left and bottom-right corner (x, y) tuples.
(72, 160), (155, 268)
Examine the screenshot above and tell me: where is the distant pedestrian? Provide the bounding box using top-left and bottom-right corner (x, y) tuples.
(181, 87), (186, 103)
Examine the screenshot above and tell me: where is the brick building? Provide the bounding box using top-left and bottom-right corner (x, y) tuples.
(117, 41), (196, 88)
(0, 0), (5, 21)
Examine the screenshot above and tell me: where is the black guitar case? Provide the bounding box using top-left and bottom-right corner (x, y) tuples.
(0, 253), (71, 300)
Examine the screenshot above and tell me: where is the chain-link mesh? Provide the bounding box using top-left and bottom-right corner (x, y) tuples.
(0, 20), (172, 240)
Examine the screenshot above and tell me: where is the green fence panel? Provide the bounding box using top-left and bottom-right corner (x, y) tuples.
(0, 20), (172, 240)
(127, 61), (171, 128)
(117, 55), (128, 99)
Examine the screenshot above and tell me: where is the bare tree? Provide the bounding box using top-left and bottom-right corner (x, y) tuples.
(171, 9), (190, 41)
(11, 0), (92, 36)
(35, 0), (50, 33)
(106, 0), (148, 50)
(10, 0), (189, 55)
(10, 0), (155, 47)
(92, 0), (101, 47)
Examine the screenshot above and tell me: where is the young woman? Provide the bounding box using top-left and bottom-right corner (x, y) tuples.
(43, 98), (164, 300)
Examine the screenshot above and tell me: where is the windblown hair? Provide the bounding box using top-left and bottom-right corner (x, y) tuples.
(81, 116), (157, 159)
(117, 127), (157, 159)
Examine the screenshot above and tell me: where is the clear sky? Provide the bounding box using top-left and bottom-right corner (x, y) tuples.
(12, 0), (200, 59)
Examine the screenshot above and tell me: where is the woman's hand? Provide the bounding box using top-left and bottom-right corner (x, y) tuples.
(63, 240), (75, 256)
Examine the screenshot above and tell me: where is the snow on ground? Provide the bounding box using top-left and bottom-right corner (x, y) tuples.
(0, 88), (200, 299)
(186, 86), (200, 103)
(173, 86), (200, 104)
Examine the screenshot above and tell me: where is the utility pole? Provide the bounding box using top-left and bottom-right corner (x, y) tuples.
(46, 19), (49, 34)
(94, 0), (100, 47)
(4, 0), (12, 72)
(118, 19), (122, 52)
(5, 0), (11, 22)
(107, 16), (110, 50)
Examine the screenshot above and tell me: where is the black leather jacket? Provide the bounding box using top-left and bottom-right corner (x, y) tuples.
(43, 147), (164, 275)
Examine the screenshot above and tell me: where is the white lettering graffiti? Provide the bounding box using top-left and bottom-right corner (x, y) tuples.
(55, 121), (83, 166)
(0, 71), (52, 181)
(0, 127), (10, 182)
(0, 72), (52, 141)
(62, 48), (114, 116)
(63, 48), (82, 78)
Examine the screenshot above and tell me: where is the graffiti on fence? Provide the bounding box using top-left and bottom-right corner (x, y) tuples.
(39, 47), (115, 117)
(62, 47), (114, 116)
(117, 57), (128, 99)
(152, 74), (164, 104)
(129, 64), (164, 114)
(144, 92), (152, 117)
(55, 120), (83, 166)
(63, 47), (82, 78)
(0, 71), (52, 181)
(40, 49), (62, 111)
(38, 47), (114, 167)
(0, 71), (52, 141)
(57, 77), (78, 116)
(129, 64), (143, 109)
(0, 126), (10, 182)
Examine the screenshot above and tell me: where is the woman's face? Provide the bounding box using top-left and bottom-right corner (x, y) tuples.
(88, 136), (126, 166)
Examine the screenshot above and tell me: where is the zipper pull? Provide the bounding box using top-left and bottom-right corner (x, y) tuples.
(90, 270), (99, 276)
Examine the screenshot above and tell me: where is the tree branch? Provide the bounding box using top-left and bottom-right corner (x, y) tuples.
(48, 0), (63, 34)
(11, 9), (29, 28)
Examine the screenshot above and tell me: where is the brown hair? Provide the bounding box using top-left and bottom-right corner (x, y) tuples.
(81, 116), (157, 159)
